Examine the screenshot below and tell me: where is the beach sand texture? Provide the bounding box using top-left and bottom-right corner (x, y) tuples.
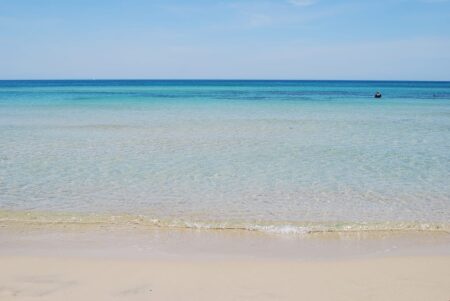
(1, 256), (449, 301)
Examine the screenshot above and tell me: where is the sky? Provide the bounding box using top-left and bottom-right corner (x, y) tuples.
(0, 0), (449, 80)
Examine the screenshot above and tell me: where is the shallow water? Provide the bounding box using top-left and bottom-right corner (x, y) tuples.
(1, 80), (449, 234)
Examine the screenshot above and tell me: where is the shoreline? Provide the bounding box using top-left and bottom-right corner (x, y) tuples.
(1, 209), (448, 236)
(2, 218), (449, 300)
(1, 224), (449, 260)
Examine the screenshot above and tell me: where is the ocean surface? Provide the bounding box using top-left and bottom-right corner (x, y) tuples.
(1, 80), (449, 234)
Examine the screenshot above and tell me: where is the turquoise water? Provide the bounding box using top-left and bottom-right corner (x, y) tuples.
(0, 80), (449, 233)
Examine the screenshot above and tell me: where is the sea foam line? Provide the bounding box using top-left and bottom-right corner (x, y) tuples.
(0, 210), (448, 235)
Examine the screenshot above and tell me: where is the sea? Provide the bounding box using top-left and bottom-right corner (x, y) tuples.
(0, 80), (449, 235)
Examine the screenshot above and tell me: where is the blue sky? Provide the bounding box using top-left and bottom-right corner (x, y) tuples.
(0, 0), (449, 80)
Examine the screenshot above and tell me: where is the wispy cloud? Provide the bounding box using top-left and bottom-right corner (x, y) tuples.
(287, 0), (317, 7)
(226, 0), (333, 29)
(246, 13), (273, 28)
(418, 0), (449, 2)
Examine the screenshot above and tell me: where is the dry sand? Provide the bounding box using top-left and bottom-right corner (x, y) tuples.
(1, 255), (449, 301)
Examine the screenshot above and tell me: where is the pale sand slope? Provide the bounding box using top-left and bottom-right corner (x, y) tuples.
(0, 256), (449, 301)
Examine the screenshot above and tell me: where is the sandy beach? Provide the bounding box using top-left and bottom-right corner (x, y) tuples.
(1, 226), (449, 301)
(1, 255), (449, 301)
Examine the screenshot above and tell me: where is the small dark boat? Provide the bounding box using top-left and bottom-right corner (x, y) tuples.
(374, 91), (382, 98)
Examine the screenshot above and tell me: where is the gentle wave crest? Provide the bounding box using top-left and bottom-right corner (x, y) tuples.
(1, 210), (448, 235)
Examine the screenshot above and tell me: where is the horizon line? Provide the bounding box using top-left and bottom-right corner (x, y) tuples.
(1, 78), (450, 83)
